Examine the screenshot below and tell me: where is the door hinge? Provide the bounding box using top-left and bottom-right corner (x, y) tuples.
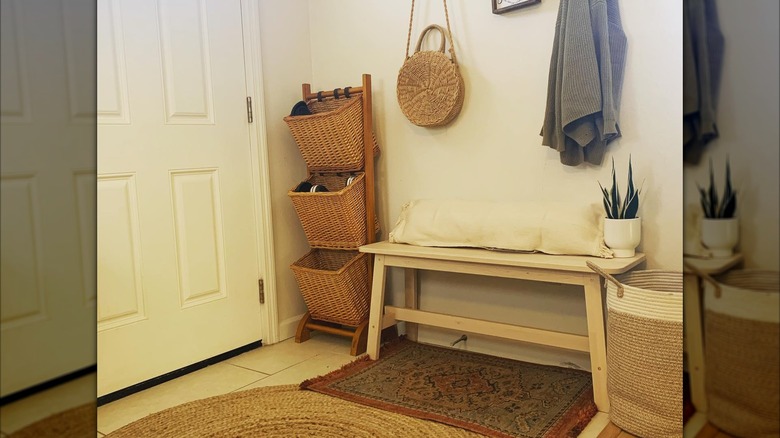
(246, 96), (254, 123)
(258, 279), (265, 304)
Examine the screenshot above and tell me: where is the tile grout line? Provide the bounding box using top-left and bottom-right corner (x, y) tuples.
(223, 362), (273, 377)
(230, 379), (267, 393)
(223, 363), (271, 393)
(224, 353), (322, 377)
(225, 355), (322, 393)
(226, 352), (357, 393)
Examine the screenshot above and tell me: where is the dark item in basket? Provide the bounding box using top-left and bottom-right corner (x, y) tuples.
(288, 173), (379, 250)
(290, 100), (312, 116)
(283, 97), (380, 172)
(294, 181), (328, 193)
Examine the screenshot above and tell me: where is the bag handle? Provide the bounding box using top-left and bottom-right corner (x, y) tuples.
(683, 261), (723, 298)
(414, 25), (447, 54)
(586, 261), (625, 298)
(405, 0), (458, 64)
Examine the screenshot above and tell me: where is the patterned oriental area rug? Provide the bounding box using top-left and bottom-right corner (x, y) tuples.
(301, 338), (598, 438)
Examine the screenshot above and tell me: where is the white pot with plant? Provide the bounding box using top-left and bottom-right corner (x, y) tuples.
(599, 157), (643, 258)
(698, 158), (738, 257)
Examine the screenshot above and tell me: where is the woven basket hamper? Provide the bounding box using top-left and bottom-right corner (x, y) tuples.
(703, 270), (779, 438)
(290, 249), (371, 327)
(283, 97), (380, 172)
(603, 270), (683, 438)
(288, 173), (379, 250)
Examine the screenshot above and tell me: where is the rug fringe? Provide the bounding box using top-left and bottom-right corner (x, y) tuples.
(300, 355), (371, 390)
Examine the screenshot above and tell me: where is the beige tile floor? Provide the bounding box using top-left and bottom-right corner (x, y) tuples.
(3, 332), (617, 437)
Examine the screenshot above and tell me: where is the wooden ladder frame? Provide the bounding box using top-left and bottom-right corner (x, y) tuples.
(294, 74), (381, 355)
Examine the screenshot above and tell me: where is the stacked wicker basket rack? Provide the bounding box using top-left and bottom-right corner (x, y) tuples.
(285, 75), (380, 356)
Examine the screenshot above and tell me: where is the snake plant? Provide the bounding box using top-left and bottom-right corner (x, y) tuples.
(698, 158), (737, 218)
(599, 157), (642, 219)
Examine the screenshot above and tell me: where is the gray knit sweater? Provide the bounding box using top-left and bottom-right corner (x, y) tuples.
(683, 0), (723, 165)
(540, 0), (627, 166)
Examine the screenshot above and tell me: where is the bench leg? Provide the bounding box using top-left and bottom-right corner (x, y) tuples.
(404, 268), (419, 342)
(367, 254), (387, 360)
(584, 274), (610, 413)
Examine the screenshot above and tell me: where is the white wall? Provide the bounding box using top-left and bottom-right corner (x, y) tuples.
(261, 1), (683, 362)
(308, 0), (682, 268)
(257, 1), (314, 338)
(683, 0), (780, 270)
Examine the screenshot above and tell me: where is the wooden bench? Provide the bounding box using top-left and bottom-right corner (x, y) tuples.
(359, 241), (645, 413)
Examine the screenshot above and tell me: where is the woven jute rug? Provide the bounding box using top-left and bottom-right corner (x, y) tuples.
(104, 384), (480, 437)
(301, 338), (597, 438)
(8, 403), (95, 438)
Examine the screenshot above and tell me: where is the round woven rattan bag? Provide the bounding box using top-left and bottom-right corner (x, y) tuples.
(397, 23), (464, 127)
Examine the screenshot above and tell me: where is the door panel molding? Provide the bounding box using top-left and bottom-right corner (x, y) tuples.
(0, 0), (32, 123)
(97, 0), (131, 125)
(157, 0), (215, 124)
(0, 174), (46, 329)
(169, 168), (227, 308)
(62, 0), (97, 122)
(97, 173), (147, 330)
(73, 170), (97, 308)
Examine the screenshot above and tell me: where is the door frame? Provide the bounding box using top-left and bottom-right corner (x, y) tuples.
(239, 0), (279, 344)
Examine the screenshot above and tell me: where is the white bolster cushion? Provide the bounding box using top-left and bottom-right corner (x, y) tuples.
(388, 199), (613, 258)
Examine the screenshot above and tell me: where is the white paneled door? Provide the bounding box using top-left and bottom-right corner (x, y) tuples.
(97, 0), (266, 396)
(0, 0), (96, 397)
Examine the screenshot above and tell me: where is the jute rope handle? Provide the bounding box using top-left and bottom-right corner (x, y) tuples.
(683, 261), (723, 298)
(414, 25), (447, 54)
(405, 0), (458, 64)
(586, 261), (625, 298)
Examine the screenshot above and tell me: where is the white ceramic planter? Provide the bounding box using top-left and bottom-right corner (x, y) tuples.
(701, 217), (739, 257)
(604, 217), (642, 258)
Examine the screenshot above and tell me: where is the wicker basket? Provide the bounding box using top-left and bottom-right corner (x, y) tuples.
(288, 173), (379, 250)
(703, 270), (779, 438)
(290, 249), (371, 327)
(283, 97), (380, 172)
(589, 264), (683, 438)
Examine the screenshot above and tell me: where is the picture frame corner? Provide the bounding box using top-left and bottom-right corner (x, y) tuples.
(491, 0), (542, 16)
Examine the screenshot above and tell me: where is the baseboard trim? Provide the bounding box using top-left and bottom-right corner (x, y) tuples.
(1, 365), (96, 406)
(278, 313), (305, 342)
(97, 340), (262, 407)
